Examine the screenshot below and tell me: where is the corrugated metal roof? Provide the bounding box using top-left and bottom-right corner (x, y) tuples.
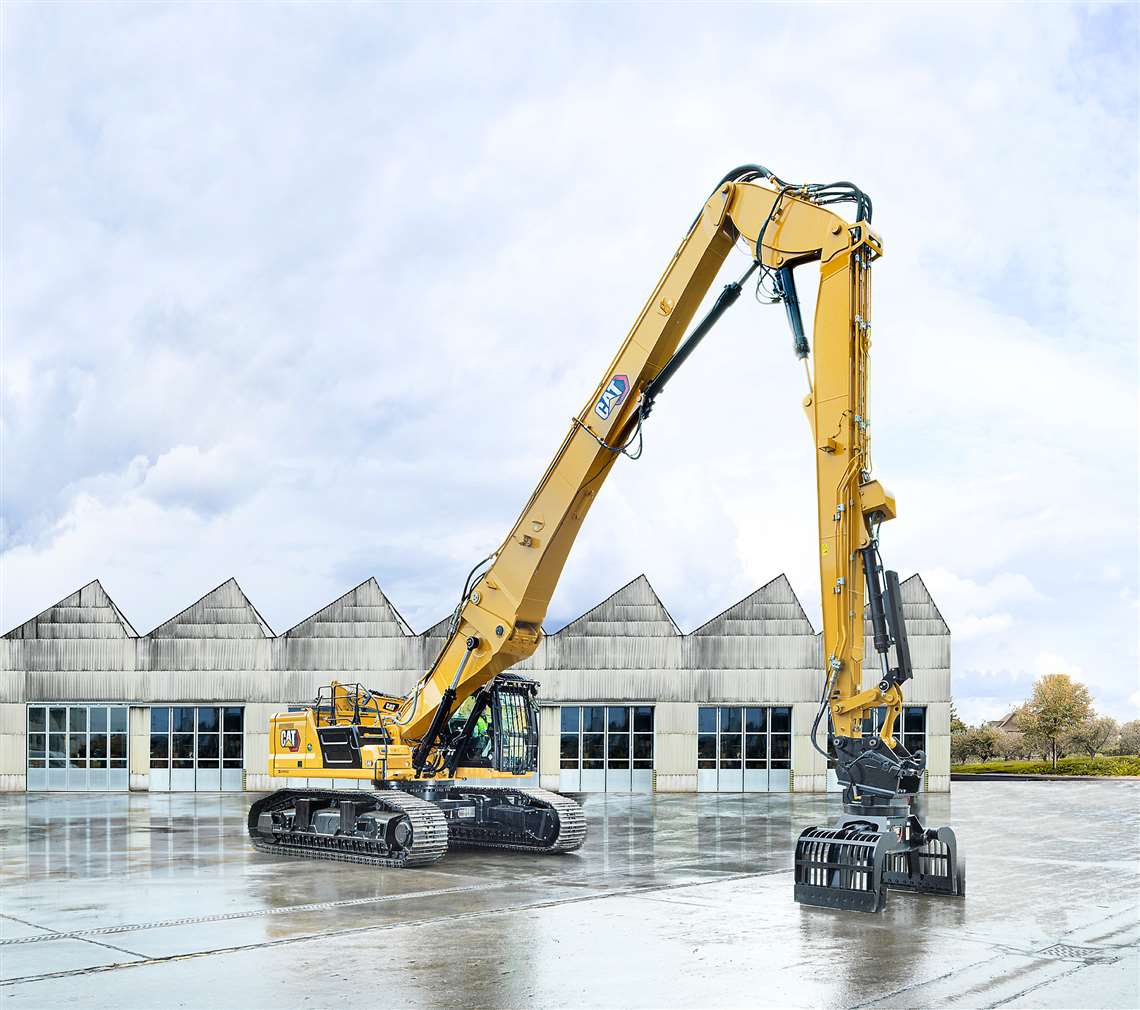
(691, 574), (814, 636)
(1, 572), (950, 706)
(3, 580), (137, 641)
(555, 575), (680, 638)
(284, 577), (413, 639)
(145, 578), (273, 639)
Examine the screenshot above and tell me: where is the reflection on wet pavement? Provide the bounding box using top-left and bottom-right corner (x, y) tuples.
(1, 783), (1137, 1008)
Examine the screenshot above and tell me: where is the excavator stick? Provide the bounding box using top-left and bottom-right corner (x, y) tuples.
(794, 812), (965, 913)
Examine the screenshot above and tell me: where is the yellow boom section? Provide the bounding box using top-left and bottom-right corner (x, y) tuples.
(397, 176), (889, 747)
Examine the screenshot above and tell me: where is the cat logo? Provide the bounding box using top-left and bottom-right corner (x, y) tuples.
(594, 374), (629, 420)
(280, 728), (300, 752)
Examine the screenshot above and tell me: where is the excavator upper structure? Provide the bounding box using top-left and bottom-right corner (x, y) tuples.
(249, 164), (965, 912)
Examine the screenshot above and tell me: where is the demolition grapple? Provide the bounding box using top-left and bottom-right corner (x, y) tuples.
(794, 548), (965, 913)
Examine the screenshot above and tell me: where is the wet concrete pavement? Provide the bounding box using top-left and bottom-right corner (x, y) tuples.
(1, 782), (1137, 1008)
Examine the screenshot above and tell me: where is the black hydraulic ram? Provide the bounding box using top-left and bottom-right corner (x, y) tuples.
(642, 262), (759, 414)
(773, 266), (809, 360)
(412, 636), (478, 774)
(860, 546), (913, 691)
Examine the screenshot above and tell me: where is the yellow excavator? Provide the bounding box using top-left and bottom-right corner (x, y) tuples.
(249, 164), (965, 913)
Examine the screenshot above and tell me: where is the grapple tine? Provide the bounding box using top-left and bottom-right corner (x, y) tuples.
(794, 824), (896, 913)
(883, 821), (966, 897)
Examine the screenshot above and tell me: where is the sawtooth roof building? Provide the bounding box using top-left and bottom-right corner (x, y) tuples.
(1, 572), (951, 795)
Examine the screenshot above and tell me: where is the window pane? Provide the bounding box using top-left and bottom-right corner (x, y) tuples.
(28, 759), (45, 769)
(197, 708), (219, 733)
(608, 734), (629, 761)
(745, 734), (767, 760)
(91, 757), (107, 769)
(223, 707), (243, 733)
(151, 734), (169, 760)
(720, 707), (742, 734)
(173, 708), (195, 733)
(28, 733), (46, 757)
(49, 734), (66, 759)
(109, 734), (127, 760)
(560, 707), (579, 733)
(69, 735), (87, 760)
(720, 734), (742, 761)
(111, 759), (127, 769)
(28, 708), (46, 733)
(698, 707), (716, 734)
(88, 707), (107, 733)
(607, 707), (629, 733)
(109, 708), (127, 733)
(582, 734), (604, 760)
(560, 734), (579, 761)
(904, 733), (925, 756)
(745, 707), (766, 733)
(698, 734), (716, 760)
(770, 707), (791, 733)
(90, 735), (108, 759)
(904, 707), (926, 734)
(49, 708), (66, 732)
(151, 708), (169, 732)
(583, 707), (606, 734)
(771, 735), (791, 762)
(633, 706), (653, 733)
(223, 735), (243, 759)
(69, 707), (87, 732)
(633, 734), (653, 760)
(173, 734), (194, 759)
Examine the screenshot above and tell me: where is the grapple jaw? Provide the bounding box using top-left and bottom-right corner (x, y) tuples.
(794, 811), (965, 913)
(794, 824), (894, 913)
(883, 821), (965, 898)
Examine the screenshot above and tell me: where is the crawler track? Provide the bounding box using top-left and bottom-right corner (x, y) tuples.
(445, 786), (588, 854)
(248, 789), (449, 868)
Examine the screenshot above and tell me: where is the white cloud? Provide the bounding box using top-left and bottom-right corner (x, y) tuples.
(1, 4), (1136, 720)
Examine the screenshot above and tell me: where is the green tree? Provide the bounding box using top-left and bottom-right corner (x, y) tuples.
(995, 729), (1023, 760)
(951, 726), (978, 765)
(950, 702), (967, 735)
(1063, 716), (1118, 757)
(1115, 719), (1140, 756)
(971, 724), (1003, 763)
(1019, 674), (1094, 769)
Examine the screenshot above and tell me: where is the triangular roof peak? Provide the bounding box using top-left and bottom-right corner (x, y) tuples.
(691, 574), (815, 636)
(554, 574), (679, 638)
(861, 572), (948, 632)
(145, 577), (274, 639)
(285, 577), (413, 638)
(4, 578), (138, 640)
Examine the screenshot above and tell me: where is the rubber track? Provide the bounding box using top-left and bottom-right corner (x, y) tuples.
(447, 786), (587, 854)
(248, 789), (448, 868)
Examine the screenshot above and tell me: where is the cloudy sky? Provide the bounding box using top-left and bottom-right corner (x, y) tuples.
(3, 3), (1136, 724)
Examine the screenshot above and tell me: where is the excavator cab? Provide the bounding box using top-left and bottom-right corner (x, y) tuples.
(444, 674), (539, 776)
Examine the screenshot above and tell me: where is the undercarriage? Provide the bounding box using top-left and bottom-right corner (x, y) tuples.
(247, 781), (587, 869)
